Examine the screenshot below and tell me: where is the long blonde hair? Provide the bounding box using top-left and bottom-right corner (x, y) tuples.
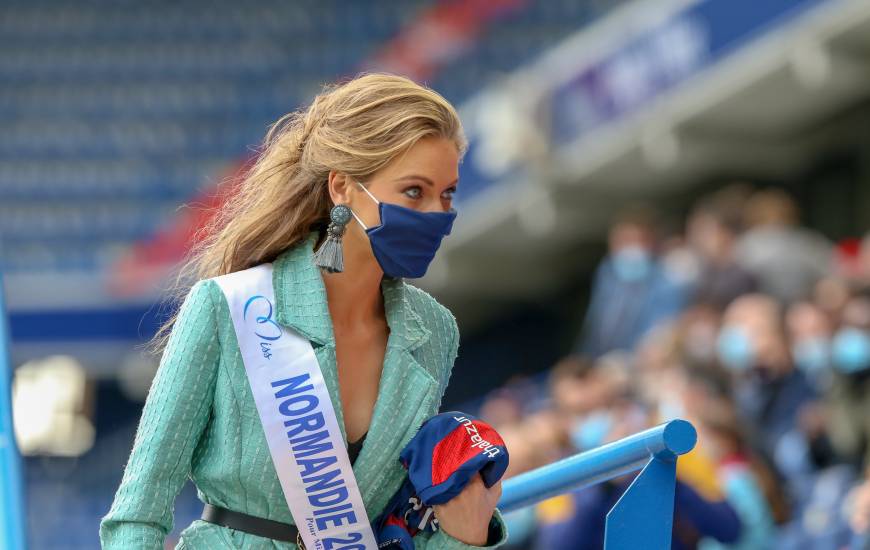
(147, 73), (467, 355)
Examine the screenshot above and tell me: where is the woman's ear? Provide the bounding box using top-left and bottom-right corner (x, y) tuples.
(327, 171), (353, 205)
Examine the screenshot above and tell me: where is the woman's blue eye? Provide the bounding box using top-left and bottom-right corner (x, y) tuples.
(403, 187), (422, 199)
(442, 187), (456, 200)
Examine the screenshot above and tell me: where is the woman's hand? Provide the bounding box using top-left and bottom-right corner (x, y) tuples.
(432, 473), (502, 546)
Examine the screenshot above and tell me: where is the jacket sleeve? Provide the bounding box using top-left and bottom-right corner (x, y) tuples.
(100, 279), (221, 549)
(412, 508), (509, 549)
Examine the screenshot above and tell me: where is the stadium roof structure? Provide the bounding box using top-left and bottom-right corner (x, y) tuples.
(420, 0), (870, 326)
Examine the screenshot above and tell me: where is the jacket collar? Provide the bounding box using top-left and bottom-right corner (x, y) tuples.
(272, 232), (430, 351)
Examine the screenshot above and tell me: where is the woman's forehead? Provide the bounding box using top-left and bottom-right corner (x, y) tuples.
(375, 137), (460, 185)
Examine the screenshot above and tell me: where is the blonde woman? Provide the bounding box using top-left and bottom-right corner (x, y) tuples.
(100, 74), (507, 549)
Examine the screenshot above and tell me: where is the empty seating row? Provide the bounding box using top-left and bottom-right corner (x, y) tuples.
(0, 200), (177, 240)
(0, 1), (423, 42)
(0, 118), (270, 158)
(0, 80), (293, 117)
(0, 158), (227, 199)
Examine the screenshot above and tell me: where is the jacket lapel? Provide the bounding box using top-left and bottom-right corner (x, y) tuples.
(271, 234), (441, 519)
(272, 233), (333, 347)
(353, 277), (439, 518)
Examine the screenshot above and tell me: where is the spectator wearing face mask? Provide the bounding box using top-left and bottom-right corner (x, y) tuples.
(716, 294), (818, 475)
(786, 301), (835, 390)
(825, 293), (870, 470)
(577, 205), (687, 358)
(784, 301), (842, 480)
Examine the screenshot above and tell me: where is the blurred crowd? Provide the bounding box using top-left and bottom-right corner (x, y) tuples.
(476, 184), (870, 549)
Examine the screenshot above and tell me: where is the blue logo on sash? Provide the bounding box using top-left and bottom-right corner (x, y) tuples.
(243, 295), (283, 342)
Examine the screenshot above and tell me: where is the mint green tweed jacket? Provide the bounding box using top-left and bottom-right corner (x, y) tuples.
(100, 233), (508, 549)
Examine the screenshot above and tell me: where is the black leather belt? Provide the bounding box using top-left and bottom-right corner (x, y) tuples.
(201, 503), (304, 548)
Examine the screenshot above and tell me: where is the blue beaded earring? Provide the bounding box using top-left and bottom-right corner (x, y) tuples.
(313, 204), (352, 273)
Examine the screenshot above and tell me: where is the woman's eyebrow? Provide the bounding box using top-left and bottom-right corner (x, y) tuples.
(394, 174), (459, 187)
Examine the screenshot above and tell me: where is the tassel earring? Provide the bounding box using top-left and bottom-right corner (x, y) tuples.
(313, 204), (352, 273)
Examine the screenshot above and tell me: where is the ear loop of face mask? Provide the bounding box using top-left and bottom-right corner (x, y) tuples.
(348, 180), (379, 231)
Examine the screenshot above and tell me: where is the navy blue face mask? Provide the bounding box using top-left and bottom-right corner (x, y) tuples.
(352, 181), (456, 279)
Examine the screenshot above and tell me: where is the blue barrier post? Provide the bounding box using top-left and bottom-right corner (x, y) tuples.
(0, 272), (27, 550)
(498, 419), (697, 550)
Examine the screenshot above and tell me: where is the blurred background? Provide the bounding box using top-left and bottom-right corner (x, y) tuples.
(2, 0), (870, 548)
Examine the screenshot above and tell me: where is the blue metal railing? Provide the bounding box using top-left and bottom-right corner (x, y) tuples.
(0, 271), (28, 550)
(498, 419), (697, 550)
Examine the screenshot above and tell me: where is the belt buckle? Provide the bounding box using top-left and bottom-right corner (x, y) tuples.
(296, 532), (306, 550)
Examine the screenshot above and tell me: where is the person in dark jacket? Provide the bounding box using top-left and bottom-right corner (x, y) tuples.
(578, 206), (687, 357)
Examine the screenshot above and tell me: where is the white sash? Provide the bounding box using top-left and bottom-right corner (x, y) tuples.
(213, 263), (378, 550)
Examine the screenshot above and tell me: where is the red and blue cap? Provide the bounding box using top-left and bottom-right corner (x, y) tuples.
(375, 411), (509, 548)
(399, 411), (509, 505)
